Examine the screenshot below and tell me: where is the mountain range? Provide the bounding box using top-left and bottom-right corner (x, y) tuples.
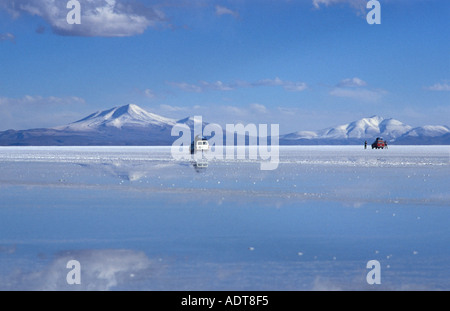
(280, 115), (450, 145)
(0, 104), (448, 146)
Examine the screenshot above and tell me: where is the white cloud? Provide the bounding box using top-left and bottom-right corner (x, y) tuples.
(0, 95), (85, 106)
(312, 0), (368, 15)
(250, 103), (268, 114)
(330, 87), (385, 101)
(222, 105), (246, 116)
(252, 77), (284, 87)
(169, 77), (308, 93)
(425, 82), (450, 91)
(0, 0), (166, 37)
(143, 89), (156, 99)
(215, 5), (239, 18)
(277, 107), (301, 116)
(0, 32), (15, 43)
(283, 82), (308, 92)
(0, 95), (86, 130)
(329, 77), (385, 102)
(241, 77), (308, 92)
(312, 0), (367, 10)
(167, 81), (203, 93)
(337, 77), (367, 88)
(200, 80), (234, 91)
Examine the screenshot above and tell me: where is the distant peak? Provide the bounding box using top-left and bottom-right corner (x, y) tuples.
(176, 116), (207, 125)
(178, 116), (198, 122)
(64, 104), (176, 131)
(367, 115), (384, 121)
(125, 103), (140, 110)
(117, 103), (141, 113)
(110, 104), (153, 119)
(176, 116), (193, 123)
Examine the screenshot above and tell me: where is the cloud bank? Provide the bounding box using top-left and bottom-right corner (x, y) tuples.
(330, 77), (386, 102)
(215, 5), (239, 18)
(312, 0), (367, 12)
(426, 81), (450, 92)
(0, 32), (15, 43)
(169, 77), (308, 93)
(0, 0), (166, 37)
(0, 95), (86, 130)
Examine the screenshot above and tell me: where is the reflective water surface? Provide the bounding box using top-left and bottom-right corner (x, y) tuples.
(0, 146), (449, 290)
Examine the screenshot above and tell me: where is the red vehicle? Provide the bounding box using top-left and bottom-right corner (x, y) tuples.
(372, 137), (386, 149)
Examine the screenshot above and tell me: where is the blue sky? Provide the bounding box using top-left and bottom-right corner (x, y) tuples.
(0, 0), (448, 133)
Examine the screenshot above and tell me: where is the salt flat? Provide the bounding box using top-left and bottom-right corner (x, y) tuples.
(0, 146), (448, 290)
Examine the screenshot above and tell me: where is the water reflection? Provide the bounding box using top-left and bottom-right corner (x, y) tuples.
(191, 159), (208, 173)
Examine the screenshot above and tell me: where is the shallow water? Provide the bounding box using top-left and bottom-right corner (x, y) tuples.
(0, 146), (449, 290)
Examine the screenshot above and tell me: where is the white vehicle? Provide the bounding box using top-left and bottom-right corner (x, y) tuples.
(190, 135), (209, 154)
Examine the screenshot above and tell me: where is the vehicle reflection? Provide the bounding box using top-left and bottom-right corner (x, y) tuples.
(191, 159), (208, 173)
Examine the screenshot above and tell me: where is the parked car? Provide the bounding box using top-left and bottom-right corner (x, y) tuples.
(371, 137), (386, 149)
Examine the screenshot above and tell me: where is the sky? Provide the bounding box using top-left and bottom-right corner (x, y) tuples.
(0, 0), (449, 134)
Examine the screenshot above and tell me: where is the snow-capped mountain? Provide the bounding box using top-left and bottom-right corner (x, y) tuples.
(283, 116), (411, 140)
(0, 104), (194, 146)
(401, 125), (450, 138)
(57, 104), (177, 131)
(0, 106), (448, 146)
(394, 125), (450, 145)
(280, 116), (449, 145)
